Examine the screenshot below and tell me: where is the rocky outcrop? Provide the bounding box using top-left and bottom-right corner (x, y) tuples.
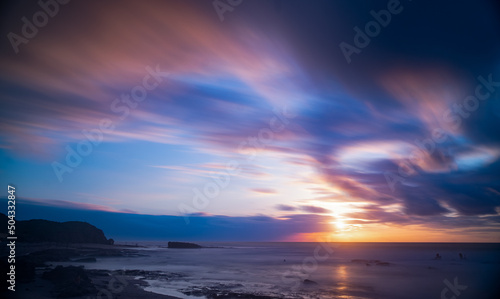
(303, 279), (318, 285)
(168, 241), (202, 248)
(351, 259), (391, 266)
(0, 214), (114, 244)
(42, 266), (96, 298)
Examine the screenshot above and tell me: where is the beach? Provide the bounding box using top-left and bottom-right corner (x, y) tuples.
(5, 242), (499, 299)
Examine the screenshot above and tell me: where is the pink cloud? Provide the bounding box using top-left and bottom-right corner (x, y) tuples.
(251, 188), (276, 194)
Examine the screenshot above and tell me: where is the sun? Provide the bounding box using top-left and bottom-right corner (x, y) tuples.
(333, 219), (347, 231)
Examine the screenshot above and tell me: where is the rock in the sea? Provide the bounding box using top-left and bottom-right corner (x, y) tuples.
(303, 279), (318, 285)
(375, 262), (390, 266)
(351, 259), (381, 264)
(42, 266), (96, 298)
(352, 259), (390, 266)
(168, 241), (202, 248)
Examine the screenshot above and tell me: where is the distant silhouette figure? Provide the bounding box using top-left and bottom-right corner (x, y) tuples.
(435, 253), (442, 260)
(283, 259), (286, 262)
(459, 253), (463, 259)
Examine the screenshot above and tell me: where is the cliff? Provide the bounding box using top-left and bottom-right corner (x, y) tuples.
(0, 214), (113, 245)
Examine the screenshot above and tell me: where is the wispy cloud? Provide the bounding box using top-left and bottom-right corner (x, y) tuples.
(1, 0), (499, 241)
(251, 188), (276, 194)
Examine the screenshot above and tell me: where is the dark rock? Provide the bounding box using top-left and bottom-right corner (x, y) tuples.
(42, 266), (96, 298)
(168, 241), (202, 248)
(375, 262), (390, 266)
(352, 259), (391, 266)
(18, 219), (112, 244)
(87, 269), (110, 277)
(16, 259), (37, 283)
(351, 259), (381, 264)
(182, 284), (276, 298)
(303, 279), (318, 285)
(25, 249), (79, 264)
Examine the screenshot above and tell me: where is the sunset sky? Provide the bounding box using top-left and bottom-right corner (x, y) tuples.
(1, 0), (500, 242)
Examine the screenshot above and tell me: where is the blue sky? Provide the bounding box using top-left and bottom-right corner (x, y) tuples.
(1, 0), (500, 241)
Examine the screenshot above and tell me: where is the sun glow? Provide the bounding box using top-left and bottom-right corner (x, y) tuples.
(334, 219), (347, 231)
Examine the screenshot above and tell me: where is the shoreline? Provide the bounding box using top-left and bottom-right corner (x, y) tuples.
(1, 242), (180, 299)
(3, 242), (285, 298)
(4, 242), (500, 298)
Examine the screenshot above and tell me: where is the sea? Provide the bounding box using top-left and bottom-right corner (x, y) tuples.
(53, 242), (500, 299)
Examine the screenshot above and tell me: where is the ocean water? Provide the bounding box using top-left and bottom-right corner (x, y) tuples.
(54, 242), (500, 299)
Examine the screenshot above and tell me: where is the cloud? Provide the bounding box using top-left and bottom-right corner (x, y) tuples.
(18, 197), (127, 214)
(0, 0), (499, 240)
(11, 198), (334, 241)
(0, 0), (303, 159)
(251, 188), (276, 194)
(299, 205), (331, 214)
(275, 204), (296, 211)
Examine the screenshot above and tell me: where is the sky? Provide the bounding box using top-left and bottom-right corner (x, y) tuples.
(1, 0), (500, 242)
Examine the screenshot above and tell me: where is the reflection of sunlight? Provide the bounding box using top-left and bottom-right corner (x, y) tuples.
(337, 265), (348, 280)
(335, 265), (350, 293)
(333, 263), (372, 298)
